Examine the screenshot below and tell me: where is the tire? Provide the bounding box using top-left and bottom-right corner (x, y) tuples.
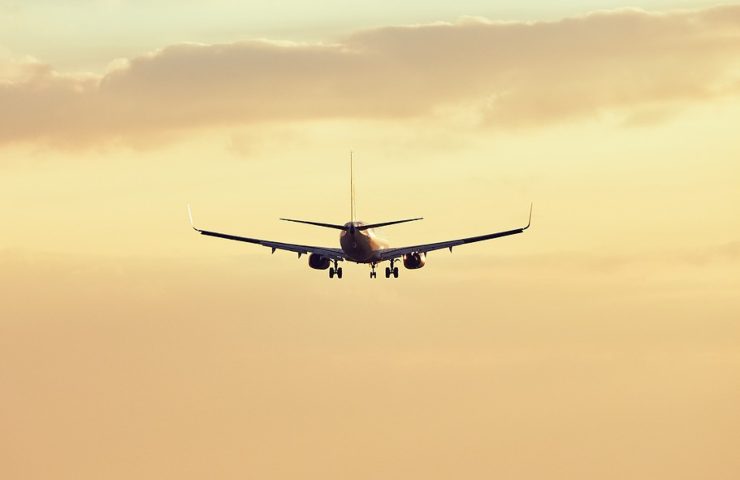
(385, 267), (391, 278)
(329, 268), (335, 278)
(393, 267), (399, 278)
(337, 267), (343, 279)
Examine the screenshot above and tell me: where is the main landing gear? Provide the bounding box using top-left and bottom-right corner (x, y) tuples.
(370, 263), (377, 279)
(385, 258), (399, 278)
(328, 259), (342, 279)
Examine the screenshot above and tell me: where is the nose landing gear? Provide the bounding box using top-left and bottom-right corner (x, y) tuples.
(370, 260), (399, 279)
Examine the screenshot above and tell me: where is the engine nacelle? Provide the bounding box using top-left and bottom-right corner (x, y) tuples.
(403, 252), (426, 269)
(308, 253), (331, 270)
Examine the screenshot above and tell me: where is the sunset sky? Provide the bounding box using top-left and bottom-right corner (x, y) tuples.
(1, 1), (739, 479)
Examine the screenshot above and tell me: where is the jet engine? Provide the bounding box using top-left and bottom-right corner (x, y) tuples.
(308, 253), (331, 270)
(403, 252), (426, 269)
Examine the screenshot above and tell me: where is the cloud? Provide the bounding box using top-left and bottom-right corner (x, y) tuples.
(2, 5), (740, 146)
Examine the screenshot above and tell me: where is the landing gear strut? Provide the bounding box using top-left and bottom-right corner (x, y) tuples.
(329, 259), (343, 279)
(385, 259), (400, 279)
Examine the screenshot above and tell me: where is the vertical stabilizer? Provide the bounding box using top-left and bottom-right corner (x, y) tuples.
(350, 151), (356, 223)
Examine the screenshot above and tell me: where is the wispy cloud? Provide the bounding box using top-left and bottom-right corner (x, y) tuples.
(2, 5), (740, 147)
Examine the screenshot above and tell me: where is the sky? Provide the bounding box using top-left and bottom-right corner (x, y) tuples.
(1, 2), (739, 479)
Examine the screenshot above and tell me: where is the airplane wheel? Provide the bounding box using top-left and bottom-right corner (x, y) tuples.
(385, 267), (391, 278)
(370, 271), (375, 279)
(329, 268), (335, 278)
(393, 267), (399, 278)
(337, 267), (343, 279)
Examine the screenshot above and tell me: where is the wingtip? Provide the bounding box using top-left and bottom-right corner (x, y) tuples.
(525, 202), (533, 230)
(187, 203), (200, 232)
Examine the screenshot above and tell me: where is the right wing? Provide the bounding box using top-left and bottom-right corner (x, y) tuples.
(375, 204), (532, 261)
(188, 206), (346, 260)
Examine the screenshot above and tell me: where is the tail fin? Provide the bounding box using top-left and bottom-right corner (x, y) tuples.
(347, 153), (422, 229)
(350, 151), (356, 223)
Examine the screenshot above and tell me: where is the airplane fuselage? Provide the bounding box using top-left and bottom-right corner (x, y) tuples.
(339, 222), (389, 263)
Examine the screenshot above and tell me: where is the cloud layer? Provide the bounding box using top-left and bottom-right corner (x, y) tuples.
(2, 5), (740, 146)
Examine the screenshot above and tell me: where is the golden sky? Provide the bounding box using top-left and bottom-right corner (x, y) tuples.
(1, 2), (739, 479)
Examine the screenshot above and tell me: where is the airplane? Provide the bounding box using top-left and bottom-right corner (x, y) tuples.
(188, 157), (532, 279)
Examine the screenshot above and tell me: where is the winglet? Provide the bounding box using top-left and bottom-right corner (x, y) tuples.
(524, 202), (533, 230)
(187, 203), (201, 232)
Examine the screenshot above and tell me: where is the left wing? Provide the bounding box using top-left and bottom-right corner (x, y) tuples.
(188, 206), (346, 260)
(375, 204), (532, 261)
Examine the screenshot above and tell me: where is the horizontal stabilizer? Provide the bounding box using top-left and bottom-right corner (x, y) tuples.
(357, 217), (423, 230)
(280, 218), (347, 230)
